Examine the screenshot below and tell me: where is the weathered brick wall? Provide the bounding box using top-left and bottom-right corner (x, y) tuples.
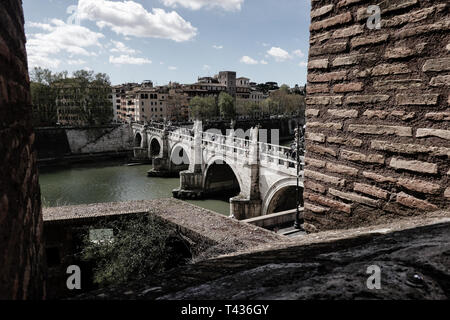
(304, 0), (449, 231)
(0, 0), (46, 299)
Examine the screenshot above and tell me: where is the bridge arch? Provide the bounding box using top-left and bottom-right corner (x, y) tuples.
(149, 137), (163, 158)
(169, 143), (191, 172)
(203, 155), (243, 197)
(134, 132), (143, 148)
(262, 178), (303, 216)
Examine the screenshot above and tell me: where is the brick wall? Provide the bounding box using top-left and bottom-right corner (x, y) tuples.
(304, 0), (449, 231)
(0, 0), (46, 299)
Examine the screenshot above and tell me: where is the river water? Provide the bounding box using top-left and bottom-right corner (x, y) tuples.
(38, 162), (231, 216)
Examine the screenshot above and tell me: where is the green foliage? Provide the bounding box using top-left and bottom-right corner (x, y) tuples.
(80, 214), (191, 287)
(218, 92), (236, 119)
(189, 95), (218, 120)
(30, 67), (112, 126)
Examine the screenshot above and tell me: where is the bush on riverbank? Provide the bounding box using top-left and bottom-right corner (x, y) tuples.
(80, 214), (192, 287)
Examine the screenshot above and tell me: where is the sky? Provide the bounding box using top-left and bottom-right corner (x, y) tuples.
(23, 0), (311, 86)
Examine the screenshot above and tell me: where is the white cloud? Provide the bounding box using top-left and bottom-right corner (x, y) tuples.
(298, 61), (307, 67)
(77, 0), (197, 42)
(161, 0), (244, 11)
(168, 66), (177, 70)
(68, 59), (87, 65)
(260, 60), (268, 65)
(267, 47), (292, 62)
(293, 49), (305, 58)
(26, 19), (104, 69)
(240, 56), (259, 65)
(212, 45), (223, 49)
(110, 40), (137, 55)
(109, 55), (152, 65)
(203, 64), (211, 70)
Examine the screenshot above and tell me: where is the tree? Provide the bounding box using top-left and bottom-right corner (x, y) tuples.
(189, 96), (218, 120)
(218, 92), (235, 119)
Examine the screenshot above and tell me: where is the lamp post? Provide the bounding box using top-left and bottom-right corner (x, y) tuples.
(294, 123), (302, 230)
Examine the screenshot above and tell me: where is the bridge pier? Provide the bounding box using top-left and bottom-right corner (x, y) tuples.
(230, 198), (262, 220)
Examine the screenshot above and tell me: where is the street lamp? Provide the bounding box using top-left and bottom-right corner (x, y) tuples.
(294, 123), (302, 230)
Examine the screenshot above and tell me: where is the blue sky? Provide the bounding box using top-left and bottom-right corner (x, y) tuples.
(23, 0), (311, 86)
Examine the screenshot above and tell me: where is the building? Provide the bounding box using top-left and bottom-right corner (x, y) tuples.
(55, 81), (113, 126)
(117, 82), (170, 123)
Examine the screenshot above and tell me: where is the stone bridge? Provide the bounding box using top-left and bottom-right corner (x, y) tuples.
(132, 122), (304, 220)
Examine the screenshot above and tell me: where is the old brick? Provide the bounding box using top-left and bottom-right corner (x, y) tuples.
(416, 128), (450, 141)
(374, 79), (423, 90)
(337, 0), (362, 8)
(356, 0), (418, 20)
(333, 82), (363, 93)
(389, 158), (438, 174)
(308, 59), (329, 70)
(362, 171), (397, 183)
(305, 202), (329, 213)
(348, 125), (412, 137)
(396, 192), (438, 210)
(326, 163), (358, 176)
(395, 20), (450, 39)
(354, 183), (389, 200)
(310, 31), (332, 45)
(391, 110), (415, 121)
(308, 122), (343, 130)
(351, 34), (388, 48)
(383, 6), (436, 28)
(306, 132), (325, 143)
(308, 144), (337, 157)
(327, 109), (358, 118)
(304, 192), (352, 214)
(305, 170), (346, 187)
(329, 188), (381, 208)
(384, 47), (415, 59)
(371, 140), (450, 158)
(396, 94), (439, 106)
(306, 96), (343, 106)
(332, 25), (364, 39)
(305, 109), (320, 117)
(341, 150), (385, 164)
(310, 41), (348, 56)
(425, 111), (450, 121)
(308, 71), (347, 83)
(305, 181), (327, 194)
(327, 136), (362, 147)
(310, 12), (352, 31)
(346, 95), (390, 104)
(307, 84), (329, 94)
(332, 53), (376, 67)
(423, 58), (450, 72)
(397, 178), (441, 194)
(363, 110), (389, 119)
(430, 75), (450, 87)
(311, 4), (334, 19)
(445, 188), (450, 198)
(0, 34), (11, 61)
(372, 63), (410, 76)
(305, 157), (326, 168)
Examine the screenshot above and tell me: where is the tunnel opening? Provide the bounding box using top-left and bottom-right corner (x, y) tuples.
(204, 162), (241, 199)
(150, 139), (161, 157)
(134, 133), (142, 148)
(267, 186), (303, 216)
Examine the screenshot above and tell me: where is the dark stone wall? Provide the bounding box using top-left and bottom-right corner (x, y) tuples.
(0, 0), (46, 299)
